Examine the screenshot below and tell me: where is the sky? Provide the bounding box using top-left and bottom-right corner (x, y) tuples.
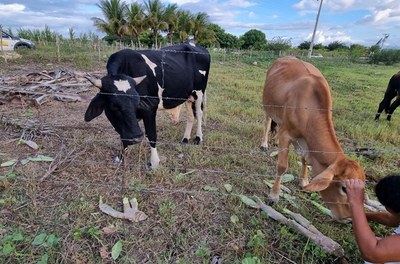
(1, 0), (399, 48)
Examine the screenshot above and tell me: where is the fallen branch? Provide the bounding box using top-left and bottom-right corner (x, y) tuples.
(99, 197), (147, 222)
(240, 195), (345, 258)
(364, 194), (385, 211)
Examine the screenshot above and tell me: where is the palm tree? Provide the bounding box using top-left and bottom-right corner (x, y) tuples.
(176, 10), (193, 43)
(163, 3), (178, 45)
(91, 0), (127, 41)
(143, 0), (167, 48)
(191, 12), (211, 43)
(122, 2), (146, 47)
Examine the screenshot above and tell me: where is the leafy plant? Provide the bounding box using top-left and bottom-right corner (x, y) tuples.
(195, 241), (211, 263)
(247, 230), (267, 257)
(0, 228), (26, 257)
(73, 226), (101, 240)
(32, 233), (60, 248)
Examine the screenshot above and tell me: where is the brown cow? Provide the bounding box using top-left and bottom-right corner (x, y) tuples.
(261, 56), (365, 223)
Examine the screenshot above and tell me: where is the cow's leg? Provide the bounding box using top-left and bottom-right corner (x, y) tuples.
(386, 97), (400, 121)
(182, 101), (194, 144)
(260, 114), (272, 151)
(375, 98), (387, 120)
(299, 157), (309, 187)
(269, 129), (290, 202)
(193, 91), (204, 144)
(142, 110), (160, 169)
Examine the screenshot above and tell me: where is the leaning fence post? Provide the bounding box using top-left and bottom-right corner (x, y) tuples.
(56, 35), (61, 63)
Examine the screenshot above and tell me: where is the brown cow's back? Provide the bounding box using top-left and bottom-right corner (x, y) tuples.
(263, 56), (339, 154)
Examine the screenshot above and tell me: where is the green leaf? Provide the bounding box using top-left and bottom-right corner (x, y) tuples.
(20, 159), (30, 165)
(269, 151), (279, 157)
(230, 215), (239, 224)
(111, 241), (123, 260)
(28, 155), (54, 162)
(32, 233), (47, 246)
(2, 243), (14, 256)
(203, 185), (218, 191)
(46, 234), (60, 247)
(37, 253), (49, 264)
(1, 159), (18, 167)
(224, 183), (233, 192)
(238, 195), (257, 207)
(12, 232), (24, 241)
(281, 174), (295, 183)
(311, 200), (331, 216)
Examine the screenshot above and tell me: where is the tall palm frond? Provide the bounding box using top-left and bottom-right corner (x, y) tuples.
(91, 0), (127, 40)
(163, 4), (178, 44)
(143, 0), (167, 48)
(123, 2), (146, 47)
(176, 10), (193, 43)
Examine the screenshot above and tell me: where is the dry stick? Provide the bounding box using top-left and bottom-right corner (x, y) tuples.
(253, 199), (345, 258)
(40, 145), (77, 182)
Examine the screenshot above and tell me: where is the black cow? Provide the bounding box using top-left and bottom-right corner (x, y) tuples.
(84, 42), (211, 169)
(375, 71), (400, 121)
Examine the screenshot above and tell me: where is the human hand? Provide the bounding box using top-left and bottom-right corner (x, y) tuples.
(344, 179), (365, 207)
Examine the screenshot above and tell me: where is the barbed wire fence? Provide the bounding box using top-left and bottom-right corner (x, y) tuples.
(1, 99), (399, 208)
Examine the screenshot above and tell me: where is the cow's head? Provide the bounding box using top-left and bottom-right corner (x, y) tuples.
(303, 158), (366, 223)
(85, 74), (146, 148)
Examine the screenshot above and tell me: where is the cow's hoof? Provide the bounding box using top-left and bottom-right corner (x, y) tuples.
(193, 136), (201, 145)
(181, 138), (189, 144)
(260, 146), (268, 152)
(267, 193), (280, 205)
(112, 156), (123, 165)
(147, 162), (159, 170)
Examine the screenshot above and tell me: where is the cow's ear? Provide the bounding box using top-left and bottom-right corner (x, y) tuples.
(84, 94), (105, 121)
(303, 164), (335, 192)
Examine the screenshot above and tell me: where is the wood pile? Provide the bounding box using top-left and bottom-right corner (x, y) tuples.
(0, 69), (94, 106)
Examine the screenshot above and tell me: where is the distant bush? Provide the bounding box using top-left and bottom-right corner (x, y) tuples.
(348, 44), (369, 63)
(369, 49), (400, 65)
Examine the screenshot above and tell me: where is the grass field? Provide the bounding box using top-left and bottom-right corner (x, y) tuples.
(0, 46), (399, 263)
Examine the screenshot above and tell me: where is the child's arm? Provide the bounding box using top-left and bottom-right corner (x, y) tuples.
(366, 211), (400, 227)
(346, 179), (400, 263)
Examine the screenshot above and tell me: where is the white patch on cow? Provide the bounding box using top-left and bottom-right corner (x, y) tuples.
(141, 54), (157, 76)
(157, 83), (165, 109)
(199, 70), (206, 76)
(189, 42), (196, 47)
(150, 147), (160, 169)
(114, 79), (131, 93)
(183, 90), (204, 142)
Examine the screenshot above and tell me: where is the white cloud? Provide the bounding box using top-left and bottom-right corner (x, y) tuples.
(165, 0), (201, 4)
(224, 0), (256, 8)
(307, 30), (352, 45)
(0, 3), (25, 13)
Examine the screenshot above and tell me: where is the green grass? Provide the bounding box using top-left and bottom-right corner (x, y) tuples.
(0, 46), (399, 263)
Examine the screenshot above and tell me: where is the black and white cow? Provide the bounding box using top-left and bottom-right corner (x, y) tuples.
(375, 71), (400, 121)
(84, 42), (210, 169)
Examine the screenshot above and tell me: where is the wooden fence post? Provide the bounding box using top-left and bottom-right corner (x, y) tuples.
(56, 35), (61, 63)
